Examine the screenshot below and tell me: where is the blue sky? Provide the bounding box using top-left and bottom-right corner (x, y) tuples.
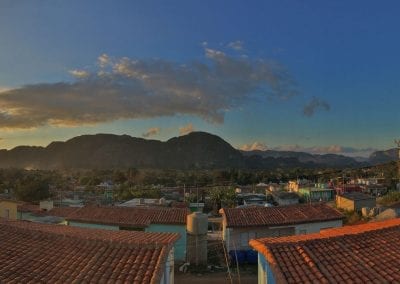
(0, 1), (399, 157)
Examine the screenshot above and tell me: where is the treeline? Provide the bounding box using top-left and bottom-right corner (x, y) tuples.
(1, 162), (397, 203)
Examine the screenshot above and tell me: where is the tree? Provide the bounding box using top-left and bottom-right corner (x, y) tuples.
(15, 178), (50, 202)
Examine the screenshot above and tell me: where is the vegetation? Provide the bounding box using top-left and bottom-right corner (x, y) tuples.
(377, 191), (400, 206)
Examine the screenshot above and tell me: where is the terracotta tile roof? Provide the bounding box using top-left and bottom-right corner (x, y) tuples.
(17, 203), (81, 218)
(0, 219), (179, 284)
(17, 203), (40, 213)
(250, 218), (400, 283)
(220, 203), (344, 228)
(66, 206), (189, 228)
(42, 206), (81, 217)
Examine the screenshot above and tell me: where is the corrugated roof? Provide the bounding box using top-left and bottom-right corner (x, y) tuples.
(221, 203), (344, 228)
(250, 218), (400, 283)
(0, 219), (179, 283)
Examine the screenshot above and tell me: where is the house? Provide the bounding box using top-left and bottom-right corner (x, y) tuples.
(64, 206), (189, 262)
(361, 184), (388, 196)
(250, 218), (400, 283)
(336, 192), (376, 212)
(270, 191), (299, 206)
(0, 199), (18, 219)
(237, 193), (269, 206)
(17, 203), (79, 224)
(0, 219), (179, 284)
(334, 184), (362, 195)
(297, 184), (335, 201)
(219, 203), (344, 252)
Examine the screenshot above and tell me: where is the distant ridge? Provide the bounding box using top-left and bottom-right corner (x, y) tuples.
(0, 132), (243, 170)
(0, 131), (375, 170)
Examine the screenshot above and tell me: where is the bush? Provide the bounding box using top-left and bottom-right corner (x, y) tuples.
(377, 191), (400, 206)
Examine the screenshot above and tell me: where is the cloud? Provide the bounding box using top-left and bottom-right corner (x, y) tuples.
(0, 49), (298, 129)
(227, 40), (244, 51)
(98, 53), (110, 68)
(303, 97), (330, 117)
(69, 69), (90, 79)
(142, 127), (160, 138)
(179, 123), (194, 136)
(0, 86), (11, 93)
(240, 141), (268, 151)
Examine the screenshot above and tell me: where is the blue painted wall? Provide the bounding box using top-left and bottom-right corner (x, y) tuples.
(258, 253), (276, 284)
(146, 224), (186, 262)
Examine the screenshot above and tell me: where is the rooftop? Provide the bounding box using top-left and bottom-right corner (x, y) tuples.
(0, 219), (179, 283)
(338, 192), (376, 201)
(250, 218), (400, 283)
(17, 204), (189, 227)
(220, 203), (344, 228)
(66, 206), (189, 228)
(271, 191), (299, 199)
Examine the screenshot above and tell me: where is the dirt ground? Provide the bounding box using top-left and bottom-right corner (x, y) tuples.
(175, 270), (257, 284)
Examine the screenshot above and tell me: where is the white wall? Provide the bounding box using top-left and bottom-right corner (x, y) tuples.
(223, 219), (343, 251)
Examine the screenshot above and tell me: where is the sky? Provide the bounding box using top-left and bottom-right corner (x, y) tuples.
(0, 0), (399, 157)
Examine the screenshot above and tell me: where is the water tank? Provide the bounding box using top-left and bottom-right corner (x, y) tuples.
(245, 250), (258, 264)
(229, 250), (246, 265)
(187, 212), (208, 235)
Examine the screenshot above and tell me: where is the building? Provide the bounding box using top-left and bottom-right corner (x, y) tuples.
(219, 203), (344, 252)
(250, 218), (400, 283)
(0, 219), (179, 283)
(237, 193), (269, 206)
(297, 185), (335, 202)
(336, 192), (376, 212)
(0, 199), (18, 219)
(270, 191), (299, 206)
(334, 184), (362, 195)
(64, 206), (189, 262)
(361, 184), (388, 196)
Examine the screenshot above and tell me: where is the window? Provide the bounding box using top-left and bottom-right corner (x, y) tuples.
(240, 232), (248, 247)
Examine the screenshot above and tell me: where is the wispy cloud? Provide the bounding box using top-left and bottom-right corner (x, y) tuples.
(240, 141), (268, 151)
(142, 127), (160, 138)
(69, 69), (90, 79)
(0, 50), (298, 129)
(98, 53), (110, 68)
(227, 40), (244, 51)
(303, 97), (330, 117)
(179, 123), (194, 136)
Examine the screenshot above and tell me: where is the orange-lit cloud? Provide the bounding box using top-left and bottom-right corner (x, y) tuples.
(179, 123), (194, 136)
(142, 127), (160, 138)
(240, 141), (268, 151)
(0, 50), (299, 129)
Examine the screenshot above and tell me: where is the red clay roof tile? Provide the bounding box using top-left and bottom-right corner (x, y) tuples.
(0, 219), (179, 284)
(221, 203), (344, 228)
(250, 218), (400, 283)
(65, 206), (189, 227)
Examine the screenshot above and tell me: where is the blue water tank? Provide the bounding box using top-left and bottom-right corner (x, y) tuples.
(229, 250), (246, 265)
(245, 250), (258, 264)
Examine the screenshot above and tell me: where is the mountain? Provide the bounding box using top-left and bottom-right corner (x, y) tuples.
(241, 150), (364, 168)
(0, 131), (368, 170)
(369, 148), (398, 165)
(0, 132), (244, 170)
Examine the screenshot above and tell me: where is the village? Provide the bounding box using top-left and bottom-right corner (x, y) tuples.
(1, 173), (400, 283)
